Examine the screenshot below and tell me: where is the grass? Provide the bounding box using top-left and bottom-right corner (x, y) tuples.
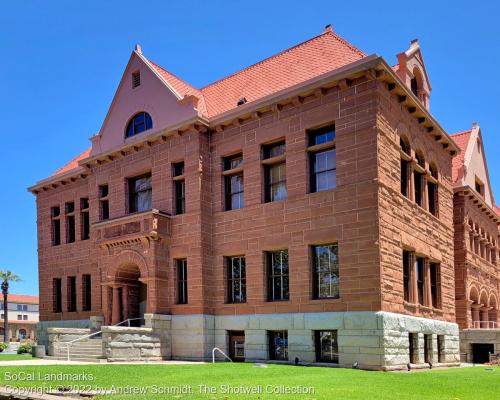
(0, 353), (33, 361)
(0, 363), (498, 399)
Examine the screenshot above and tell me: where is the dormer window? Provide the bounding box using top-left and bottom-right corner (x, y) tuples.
(410, 77), (418, 96)
(125, 112), (153, 138)
(475, 177), (485, 197)
(132, 71), (141, 88)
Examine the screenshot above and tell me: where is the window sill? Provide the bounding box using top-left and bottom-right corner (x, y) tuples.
(311, 296), (340, 301)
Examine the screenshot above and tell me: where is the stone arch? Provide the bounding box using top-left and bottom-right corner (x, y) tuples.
(107, 250), (149, 281)
(469, 285), (479, 303)
(468, 285), (481, 328)
(411, 67), (424, 97)
(488, 294), (498, 327)
(479, 290), (489, 306)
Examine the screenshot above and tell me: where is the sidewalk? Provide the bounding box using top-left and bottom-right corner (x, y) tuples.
(0, 359), (204, 366)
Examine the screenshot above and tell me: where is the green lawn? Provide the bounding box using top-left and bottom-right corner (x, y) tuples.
(0, 353), (33, 361)
(0, 363), (498, 399)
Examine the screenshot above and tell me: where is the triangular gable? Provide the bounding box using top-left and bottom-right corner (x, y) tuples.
(453, 123), (496, 207)
(90, 47), (200, 156)
(396, 39), (431, 109)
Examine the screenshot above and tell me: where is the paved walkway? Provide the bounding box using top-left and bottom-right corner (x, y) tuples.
(0, 359), (204, 366)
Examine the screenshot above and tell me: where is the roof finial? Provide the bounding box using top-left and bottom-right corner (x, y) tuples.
(411, 38), (419, 45)
(324, 24), (333, 33)
(135, 43), (142, 54)
(472, 121), (479, 128)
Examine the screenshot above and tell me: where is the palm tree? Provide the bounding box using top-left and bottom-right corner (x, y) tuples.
(0, 271), (21, 343)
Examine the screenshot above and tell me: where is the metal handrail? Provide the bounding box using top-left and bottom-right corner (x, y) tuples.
(65, 317), (145, 361)
(472, 321), (498, 329)
(212, 347), (232, 363)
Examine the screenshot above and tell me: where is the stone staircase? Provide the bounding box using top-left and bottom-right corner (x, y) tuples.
(49, 338), (105, 362)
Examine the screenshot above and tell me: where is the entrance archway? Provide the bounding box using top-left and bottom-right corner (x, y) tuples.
(109, 263), (147, 325)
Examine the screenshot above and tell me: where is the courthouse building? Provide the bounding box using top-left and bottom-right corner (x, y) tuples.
(29, 25), (499, 368)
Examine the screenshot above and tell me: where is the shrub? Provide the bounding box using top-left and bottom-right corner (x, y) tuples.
(17, 343), (32, 354)
(0, 342), (8, 352)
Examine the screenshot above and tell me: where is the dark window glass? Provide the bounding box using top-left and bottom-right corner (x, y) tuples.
(416, 257), (425, 305)
(66, 216), (75, 243)
(175, 180), (186, 215)
(267, 250), (289, 301)
(313, 244), (339, 299)
(311, 149), (336, 192)
(401, 159), (409, 197)
(269, 331), (288, 361)
(82, 274), (91, 311)
(224, 154), (243, 170)
(177, 259), (188, 304)
(265, 162), (287, 202)
(99, 184), (109, 198)
(125, 112), (153, 138)
(263, 142), (285, 159)
(67, 276), (77, 312)
(428, 181), (437, 216)
(414, 172), (423, 206)
(400, 138), (411, 155)
(128, 174), (152, 213)
(51, 206), (61, 246)
(66, 202), (75, 214)
(308, 125), (336, 146)
(81, 198), (90, 240)
(227, 256), (246, 303)
(225, 174), (244, 210)
(411, 77), (418, 96)
(315, 330), (339, 363)
(430, 263), (440, 308)
(173, 162), (185, 177)
(403, 250), (411, 302)
(99, 185), (109, 221)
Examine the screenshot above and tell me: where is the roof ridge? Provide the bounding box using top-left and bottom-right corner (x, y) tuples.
(450, 129), (472, 137)
(199, 30), (366, 91)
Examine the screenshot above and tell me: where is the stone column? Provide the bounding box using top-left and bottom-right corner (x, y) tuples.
(471, 304), (481, 328)
(111, 286), (121, 325)
(480, 307), (491, 329)
(122, 286), (129, 322)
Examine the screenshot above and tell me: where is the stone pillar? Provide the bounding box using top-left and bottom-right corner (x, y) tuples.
(144, 314), (172, 359)
(122, 286), (129, 321)
(90, 316), (104, 332)
(480, 307), (491, 329)
(471, 304), (481, 328)
(111, 286), (121, 325)
(416, 333), (425, 364)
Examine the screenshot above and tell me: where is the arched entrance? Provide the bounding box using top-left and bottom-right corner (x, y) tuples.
(108, 263), (147, 326)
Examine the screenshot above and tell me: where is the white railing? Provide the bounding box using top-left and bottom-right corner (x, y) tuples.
(212, 347), (232, 363)
(472, 321), (498, 329)
(65, 317), (145, 361)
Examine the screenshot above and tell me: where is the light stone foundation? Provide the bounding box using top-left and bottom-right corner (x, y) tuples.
(37, 319), (90, 349)
(459, 329), (500, 362)
(42, 311), (460, 369)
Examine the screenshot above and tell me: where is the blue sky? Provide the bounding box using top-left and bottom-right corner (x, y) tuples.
(0, 1), (498, 295)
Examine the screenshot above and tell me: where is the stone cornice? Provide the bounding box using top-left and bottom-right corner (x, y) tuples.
(454, 186), (500, 224)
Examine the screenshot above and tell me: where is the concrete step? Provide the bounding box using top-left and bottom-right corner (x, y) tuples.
(45, 355), (107, 363)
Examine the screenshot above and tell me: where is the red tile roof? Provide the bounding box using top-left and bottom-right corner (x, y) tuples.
(450, 130), (471, 184)
(52, 147), (91, 176)
(52, 28), (366, 177)
(8, 294), (39, 304)
(150, 29), (366, 118)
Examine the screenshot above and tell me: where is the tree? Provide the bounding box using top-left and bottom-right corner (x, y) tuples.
(0, 271), (21, 343)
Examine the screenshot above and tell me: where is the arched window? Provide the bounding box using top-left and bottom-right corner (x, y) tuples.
(125, 112), (153, 138)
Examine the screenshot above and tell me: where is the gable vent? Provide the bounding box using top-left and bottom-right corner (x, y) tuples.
(132, 71), (141, 88)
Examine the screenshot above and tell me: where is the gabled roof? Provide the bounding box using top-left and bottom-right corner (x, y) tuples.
(50, 26), (366, 177)
(7, 294), (39, 304)
(148, 26), (366, 118)
(52, 147), (91, 176)
(450, 129), (472, 183)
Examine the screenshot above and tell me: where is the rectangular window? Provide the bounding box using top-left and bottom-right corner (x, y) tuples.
(414, 172), (423, 206)
(128, 174), (152, 213)
(65, 202), (76, 243)
(308, 125), (336, 192)
(173, 162), (186, 215)
(475, 178), (485, 197)
(80, 198), (90, 240)
(263, 142), (287, 202)
(82, 274), (92, 311)
(427, 181), (437, 216)
(67, 276), (77, 312)
(401, 159), (409, 197)
(177, 259), (188, 304)
(267, 250), (289, 301)
(268, 331), (288, 361)
(53, 278), (62, 313)
(17, 315), (22, 320)
(416, 257), (425, 305)
(312, 244), (339, 299)
(430, 263), (441, 308)
(51, 206), (61, 246)
(223, 154), (244, 211)
(99, 185), (109, 221)
(315, 330), (339, 363)
(23, 315), (28, 321)
(227, 256), (246, 303)
(403, 250), (411, 302)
